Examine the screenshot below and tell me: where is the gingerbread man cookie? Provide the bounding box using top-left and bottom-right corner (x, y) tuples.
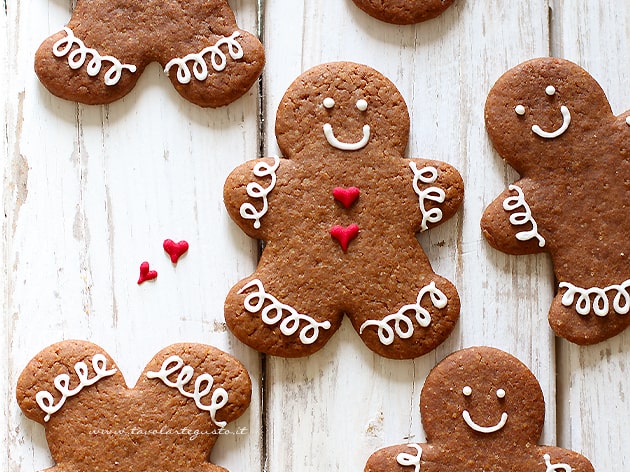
(17, 340), (251, 471)
(482, 57), (630, 345)
(351, 0), (455, 25)
(223, 62), (464, 359)
(365, 346), (594, 472)
(35, 0), (264, 107)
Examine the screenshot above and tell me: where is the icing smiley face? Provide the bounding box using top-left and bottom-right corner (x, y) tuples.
(322, 97), (371, 150)
(461, 385), (508, 433)
(514, 85), (572, 139)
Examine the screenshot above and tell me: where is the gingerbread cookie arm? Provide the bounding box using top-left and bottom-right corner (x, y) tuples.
(481, 180), (547, 255)
(16, 340), (123, 424)
(405, 158), (464, 233)
(224, 157), (282, 239)
(538, 446), (594, 472)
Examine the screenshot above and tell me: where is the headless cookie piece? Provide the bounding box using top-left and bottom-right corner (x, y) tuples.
(365, 346), (594, 472)
(351, 0), (455, 24)
(16, 340), (251, 471)
(482, 57), (630, 345)
(35, 0), (264, 107)
(224, 62), (464, 359)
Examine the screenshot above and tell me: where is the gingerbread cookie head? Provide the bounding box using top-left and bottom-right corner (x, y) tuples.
(34, 0), (264, 107)
(351, 0), (455, 24)
(224, 62), (463, 359)
(482, 57), (630, 345)
(365, 346), (595, 472)
(17, 341), (251, 470)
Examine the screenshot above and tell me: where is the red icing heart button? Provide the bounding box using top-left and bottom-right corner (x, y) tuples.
(163, 239), (189, 263)
(333, 186), (360, 209)
(137, 261), (158, 284)
(330, 224), (359, 251)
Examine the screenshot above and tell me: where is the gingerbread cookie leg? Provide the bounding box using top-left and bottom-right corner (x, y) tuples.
(225, 275), (343, 357)
(163, 30), (264, 108)
(352, 273), (460, 360)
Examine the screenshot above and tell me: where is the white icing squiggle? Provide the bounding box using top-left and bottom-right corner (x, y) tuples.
(543, 453), (572, 472)
(532, 105), (571, 138)
(239, 279), (332, 344)
(462, 410), (508, 434)
(502, 184), (546, 247)
(146, 355), (229, 427)
(396, 444), (422, 472)
(36, 354), (117, 422)
(164, 32), (243, 84)
(359, 282), (447, 345)
(559, 279), (630, 317)
(52, 28), (137, 86)
(239, 156), (280, 229)
(409, 163), (445, 231)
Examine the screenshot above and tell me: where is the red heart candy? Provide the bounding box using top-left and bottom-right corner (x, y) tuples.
(330, 224), (359, 251)
(333, 186), (360, 209)
(163, 239), (189, 263)
(137, 261), (158, 284)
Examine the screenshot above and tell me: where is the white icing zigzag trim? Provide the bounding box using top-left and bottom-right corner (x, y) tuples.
(396, 444), (422, 472)
(164, 32), (243, 84)
(502, 184), (546, 247)
(543, 453), (572, 472)
(560, 278), (630, 317)
(239, 156), (280, 229)
(238, 279), (332, 345)
(409, 163), (445, 231)
(147, 355), (229, 428)
(359, 282), (448, 346)
(36, 354), (117, 422)
(52, 27), (137, 86)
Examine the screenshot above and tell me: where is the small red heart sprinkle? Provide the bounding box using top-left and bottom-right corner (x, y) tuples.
(137, 261), (158, 284)
(163, 239), (189, 264)
(330, 224), (359, 251)
(333, 186), (360, 209)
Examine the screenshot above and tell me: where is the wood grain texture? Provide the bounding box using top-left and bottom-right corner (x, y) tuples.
(3, 0), (629, 471)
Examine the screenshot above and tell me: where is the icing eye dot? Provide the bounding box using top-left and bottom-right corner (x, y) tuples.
(356, 99), (368, 111)
(545, 85), (556, 96)
(626, 116), (630, 126)
(515, 105), (526, 116)
(323, 97), (335, 109)
(496, 388), (506, 399)
(462, 386), (472, 396)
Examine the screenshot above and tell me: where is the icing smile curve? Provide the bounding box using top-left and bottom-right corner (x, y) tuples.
(462, 410), (508, 433)
(531, 105), (571, 138)
(323, 123), (370, 150)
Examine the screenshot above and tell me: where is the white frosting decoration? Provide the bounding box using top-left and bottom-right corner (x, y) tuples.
(502, 184), (546, 247)
(545, 85), (556, 96)
(323, 123), (370, 151)
(239, 156), (280, 230)
(146, 355), (229, 428)
(359, 282), (448, 345)
(532, 105), (571, 138)
(238, 279), (332, 344)
(356, 99), (368, 111)
(323, 97), (335, 109)
(396, 444), (422, 472)
(35, 354), (117, 422)
(462, 410), (508, 434)
(164, 32), (243, 84)
(515, 104), (526, 116)
(52, 27), (137, 86)
(543, 453), (572, 472)
(409, 163), (446, 231)
(462, 386), (472, 396)
(496, 388), (506, 399)
(559, 278), (630, 317)
(626, 116), (630, 126)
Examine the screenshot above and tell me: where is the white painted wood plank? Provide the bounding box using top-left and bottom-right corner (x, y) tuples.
(552, 1), (630, 470)
(4, 0), (263, 470)
(262, 1), (554, 471)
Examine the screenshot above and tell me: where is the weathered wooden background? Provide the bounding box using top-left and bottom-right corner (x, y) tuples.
(2, 0), (629, 470)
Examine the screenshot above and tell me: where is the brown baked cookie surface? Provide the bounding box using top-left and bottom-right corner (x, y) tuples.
(351, 0), (455, 24)
(481, 57), (630, 345)
(223, 62), (463, 359)
(365, 346), (595, 472)
(16, 340), (251, 471)
(35, 0), (264, 107)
